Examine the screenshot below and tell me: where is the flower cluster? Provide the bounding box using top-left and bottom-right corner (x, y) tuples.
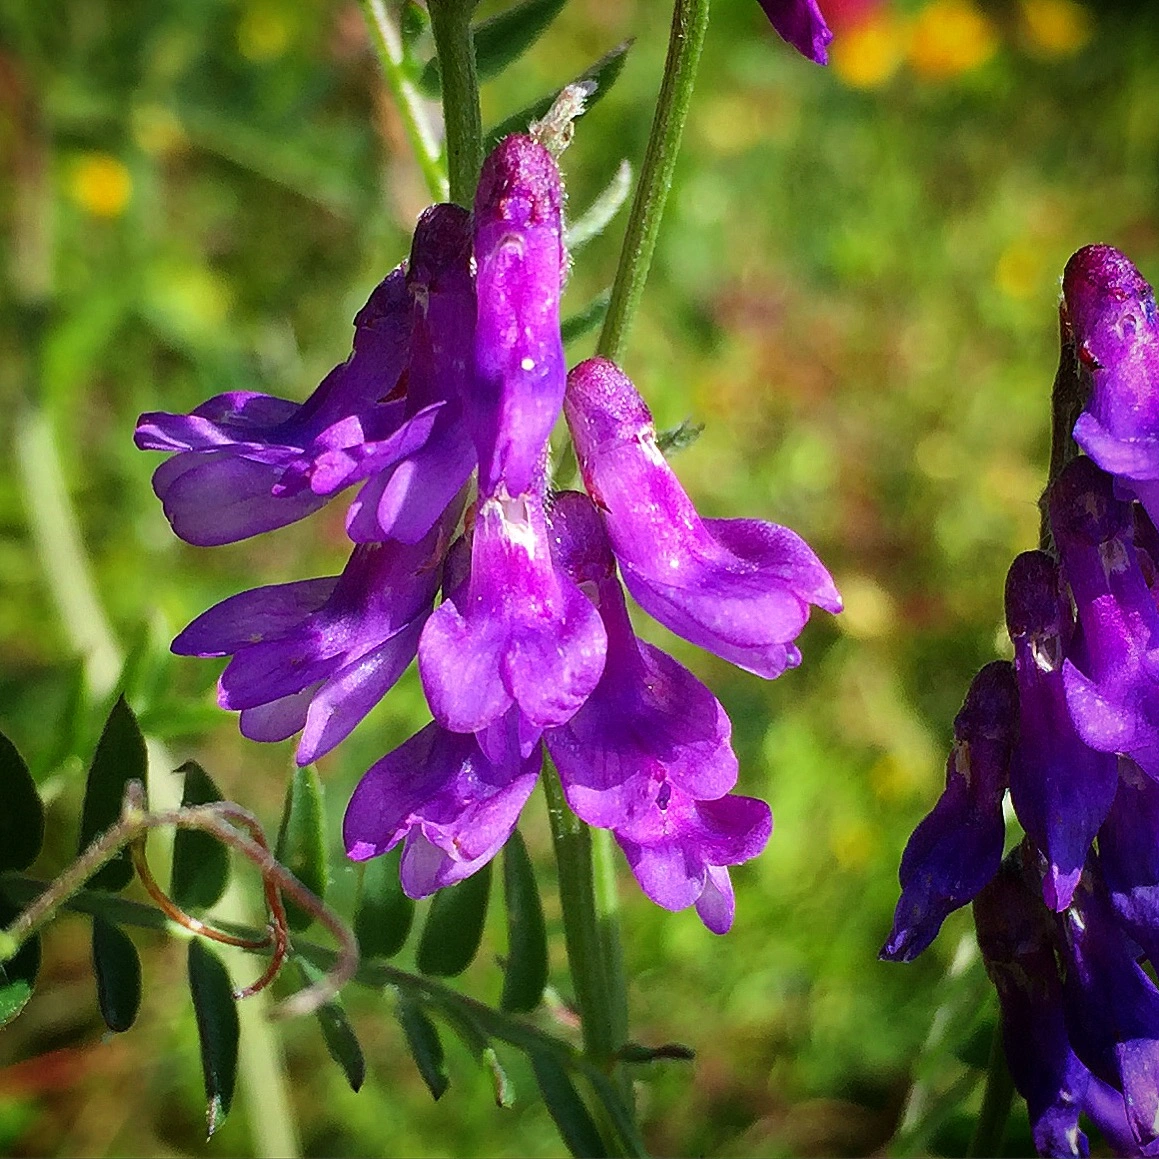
(882, 245), (1159, 1156)
(137, 133), (839, 933)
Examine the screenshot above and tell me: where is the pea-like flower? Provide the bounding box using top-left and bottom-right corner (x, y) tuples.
(757, 0), (834, 65)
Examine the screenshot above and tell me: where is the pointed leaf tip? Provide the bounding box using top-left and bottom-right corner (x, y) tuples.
(188, 940), (239, 1139)
(274, 764), (327, 932)
(0, 732), (44, 873)
(397, 997), (449, 1101)
(92, 917), (142, 1033)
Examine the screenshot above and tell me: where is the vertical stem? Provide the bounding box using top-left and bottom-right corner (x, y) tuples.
(427, 0), (483, 207)
(360, 0), (449, 202)
(967, 1017), (1013, 1159)
(597, 0), (710, 362)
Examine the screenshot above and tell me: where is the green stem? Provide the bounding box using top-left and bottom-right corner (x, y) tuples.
(596, 0), (710, 362)
(360, 0), (449, 202)
(427, 0), (482, 207)
(967, 1017), (1013, 1158)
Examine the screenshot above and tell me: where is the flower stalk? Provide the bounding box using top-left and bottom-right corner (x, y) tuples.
(427, 0), (483, 207)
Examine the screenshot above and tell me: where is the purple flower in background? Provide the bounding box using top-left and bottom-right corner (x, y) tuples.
(1005, 550), (1118, 912)
(565, 357), (841, 679)
(173, 498), (462, 764)
(880, 660), (1017, 962)
(757, 0), (833, 64)
(135, 267), (414, 546)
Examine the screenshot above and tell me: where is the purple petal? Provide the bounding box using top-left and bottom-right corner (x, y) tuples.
(135, 391), (301, 452)
(239, 686), (318, 743)
(695, 865), (736, 935)
(757, 0), (834, 65)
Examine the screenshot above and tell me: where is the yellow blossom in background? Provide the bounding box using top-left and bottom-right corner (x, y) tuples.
(994, 238), (1047, 300)
(831, 13), (907, 90)
(237, 4), (291, 62)
(68, 153), (132, 218)
(1020, 0), (1092, 57)
(908, 0), (998, 80)
(132, 105), (187, 157)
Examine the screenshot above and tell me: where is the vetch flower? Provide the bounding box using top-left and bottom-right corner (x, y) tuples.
(757, 0), (834, 64)
(880, 659), (1017, 962)
(564, 357), (842, 679)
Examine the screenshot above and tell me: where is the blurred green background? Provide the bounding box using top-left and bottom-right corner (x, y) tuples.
(2, 0), (1157, 1154)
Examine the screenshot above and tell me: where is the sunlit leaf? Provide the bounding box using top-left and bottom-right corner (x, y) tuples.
(416, 863), (492, 977)
(274, 764), (327, 932)
(531, 1053), (606, 1159)
(396, 997), (449, 1101)
(79, 696), (147, 892)
(170, 762), (230, 911)
(188, 940), (239, 1140)
(92, 916), (142, 1033)
(296, 959), (365, 1093)
(485, 40), (633, 151)
(0, 732), (44, 873)
(0, 895), (39, 1028)
(500, 831), (548, 1013)
(354, 846), (414, 960)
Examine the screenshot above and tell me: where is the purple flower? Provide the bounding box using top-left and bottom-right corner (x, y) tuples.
(172, 499), (462, 764)
(564, 357), (841, 679)
(1049, 457), (1159, 780)
(470, 135), (567, 499)
(880, 660), (1017, 962)
(1064, 246), (1159, 497)
(1005, 550), (1118, 912)
(344, 721), (540, 898)
(135, 267), (413, 546)
(757, 0), (834, 65)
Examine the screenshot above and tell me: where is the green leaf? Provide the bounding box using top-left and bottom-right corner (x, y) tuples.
(188, 940), (239, 1140)
(499, 831), (548, 1013)
(561, 291), (611, 345)
(354, 846), (414, 960)
(531, 1053), (607, 1159)
(396, 997), (449, 1101)
(0, 895), (39, 1028)
(274, 764), (327, 932)
(427, 999), (515, 1108)
(399, 0), (429, 53)
(0, 732), (44, 873)
(565, 160), (633, 251)
(656, 419), (705, 455)
(617, 1041), (695, 1063)
(485, 40), (633, 152)
(296, 960), (365, 1093)
(416, 863), (492, 978)
(91, 916), (142, 1033)
(79, 696), (147, 892)
(170, 762), (231, 911)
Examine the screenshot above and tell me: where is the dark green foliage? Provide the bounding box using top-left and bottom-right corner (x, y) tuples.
(499, 830), (548, 1013)
(0, 731), (44, 873)
(274, 764), (327, 932)
(296, 959), (366, 1093)
(78, 696), (147, 892)
(92, 915), (142, 1033)
(170, 762), (231, 911)
(0, 895), (39, 1029)
(561, 291), (611, 345)
(188, 940), (239, 1140)
(396, 997), (449, 1101)
(416, 862), (492, 978)
(353, 846), (414, 960)
(530, 1053), (606, 1159)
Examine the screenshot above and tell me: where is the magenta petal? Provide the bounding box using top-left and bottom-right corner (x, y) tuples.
(757, 0), (833, 65)
(239, 687), (318, 743)
(135, 391), (301, 452)
(695, 866), (736, 935)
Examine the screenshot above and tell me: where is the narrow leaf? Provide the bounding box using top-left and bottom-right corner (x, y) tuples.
(429, 999), (515, 1108)
(354, 846), (414, 960)
(296, 960), (365, 1092)
(419, 0), (568, 95)
(274, 764), (327, 932)
(416, 863), (492, 978)
(656, 419), (705, 455)
(531, 1053), (607, 1159)
(617, 1041), (695, 1063)
(188, 940), (240, 1140)
(565, 160), (633, 251)
(485, 40), (633, 152)
(484, 1046), (515, 1109)
(79, 696), (147, 892)
(561, 291), (611, 345)
(397, 997), (449, 1101)
(170, 762), (231, 911)
(500, 831), (548, 1013)
(92, 916), (142, 1033)
(400, 0), (429, 52)
(0, 732), (44, 872)
(0, 895), (39, 1028)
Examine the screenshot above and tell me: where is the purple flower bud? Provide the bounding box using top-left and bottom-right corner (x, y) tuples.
(880, 660), (1017, 962)
(1005, 551), (1118, 912)
(173, 499), (462, 764)
(136, 267), (412, 545)
(1049, 458), (1159, 780)
(343, 721), (540, 897)
(756, 0), (834, 65)
(470, 135), (567, 498)
(1065, 246), (1159, 488)
(564, 357), (841, 679)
